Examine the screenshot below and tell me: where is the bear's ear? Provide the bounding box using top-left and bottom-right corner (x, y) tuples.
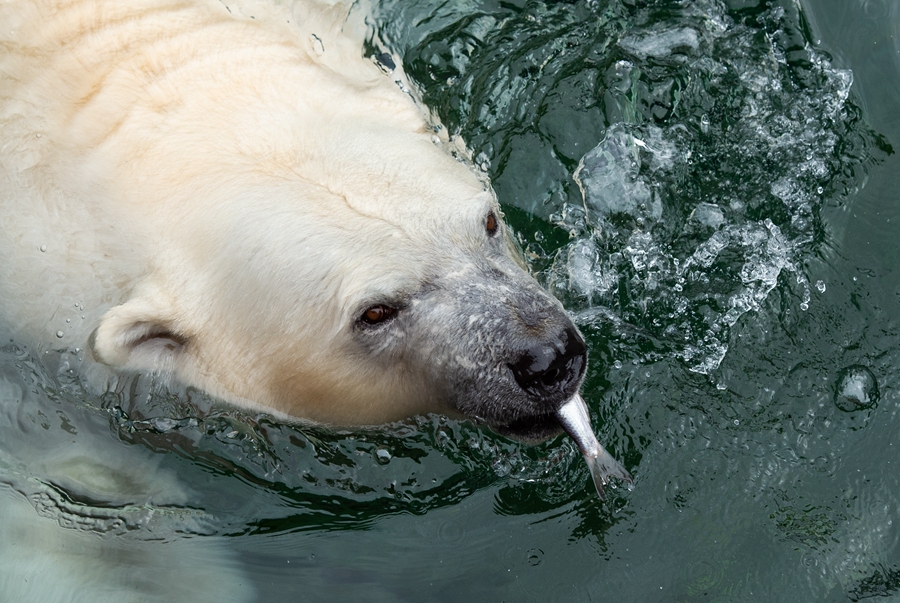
(92, 297), (187, 372)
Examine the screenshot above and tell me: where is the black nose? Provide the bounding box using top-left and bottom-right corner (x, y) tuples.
(508, 326), (587, 398)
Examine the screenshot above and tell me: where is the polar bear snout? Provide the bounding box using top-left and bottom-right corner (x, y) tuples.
(480, 319), (588, 442)
(508, 325), (586, 399)
(422, 265), (591, 442)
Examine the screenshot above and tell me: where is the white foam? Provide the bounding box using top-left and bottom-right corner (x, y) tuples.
(619, 27), (700, 59)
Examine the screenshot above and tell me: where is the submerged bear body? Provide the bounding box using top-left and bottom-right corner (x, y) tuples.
(0, 0), (590, 440)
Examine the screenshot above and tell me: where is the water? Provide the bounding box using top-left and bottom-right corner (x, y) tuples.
(2, 0), (900, 600)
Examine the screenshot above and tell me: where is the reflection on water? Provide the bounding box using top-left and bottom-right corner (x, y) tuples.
(1, 0), (900, 601)
(0, 346), (254, 601)
(0, 342), (607, 529)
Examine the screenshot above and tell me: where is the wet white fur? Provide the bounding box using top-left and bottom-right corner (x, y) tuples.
(0, 0), (498, 424)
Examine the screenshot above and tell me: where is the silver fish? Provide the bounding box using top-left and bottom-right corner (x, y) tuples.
(555, 393), (633, 499)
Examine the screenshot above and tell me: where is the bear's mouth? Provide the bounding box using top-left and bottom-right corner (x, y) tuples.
(489, 412), (564, 442)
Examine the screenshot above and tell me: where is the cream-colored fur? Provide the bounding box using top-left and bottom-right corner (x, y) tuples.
(0, 0), (498, 425)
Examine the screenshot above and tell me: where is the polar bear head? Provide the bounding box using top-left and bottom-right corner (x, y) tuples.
(28, 2), (590, 441)
(90, 152), (588, 441)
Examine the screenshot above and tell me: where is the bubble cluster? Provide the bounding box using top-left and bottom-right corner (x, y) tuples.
(556, 4), (864, 373)
(377, 0), (883, 375)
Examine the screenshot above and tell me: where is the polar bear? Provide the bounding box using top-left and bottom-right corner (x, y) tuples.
(0, 1), (631, 598)
(0, 0), (631, 463)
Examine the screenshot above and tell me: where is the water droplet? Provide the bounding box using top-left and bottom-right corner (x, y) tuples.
(716, 382), (727, 391)
(613, 360), (623, 369)
(816, 280), (826, 293)
(834, 365), (878, 411)
(733, 419), (740, 426)
(492, 457), (512, 477)
(700, 114), (710, 134)
(810, 456), (829, 472)
(150, 417), (178, 432)
(55, 331), (64, 338)
(310, 33), (324, 55)
(800, 302), (809, 311)
(374, 446), (392, 464)
(39, 244), (47, 252)
(374, 52), (395, 72)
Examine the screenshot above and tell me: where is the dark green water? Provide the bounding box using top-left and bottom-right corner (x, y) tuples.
(2, 0), (899, 601)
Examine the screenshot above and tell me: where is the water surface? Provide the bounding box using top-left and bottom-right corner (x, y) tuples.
(2, 0), (900, 601)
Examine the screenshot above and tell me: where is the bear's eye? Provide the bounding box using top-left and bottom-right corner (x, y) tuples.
(485, 211), (499, 237)
(360, 304), (396, 325)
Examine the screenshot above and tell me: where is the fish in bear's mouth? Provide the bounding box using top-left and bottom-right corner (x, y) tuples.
(491, 393), (632, 499)
(556, 393), (633, 499)
(441, 291), (632, 499)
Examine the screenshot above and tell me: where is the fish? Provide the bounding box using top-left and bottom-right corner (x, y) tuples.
(555, 393), (633, 499)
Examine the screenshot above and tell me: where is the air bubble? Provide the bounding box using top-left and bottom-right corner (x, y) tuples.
(39, 245), (47, 252)
(816, 280), (826, 293)
(56, 331), (64, 338)
(834, 365), (879, 411)
(374, 446), (392, 464)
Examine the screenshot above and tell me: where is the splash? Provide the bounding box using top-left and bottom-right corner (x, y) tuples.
(377, 0), (883, 375)
(552, 2), (862, 373)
